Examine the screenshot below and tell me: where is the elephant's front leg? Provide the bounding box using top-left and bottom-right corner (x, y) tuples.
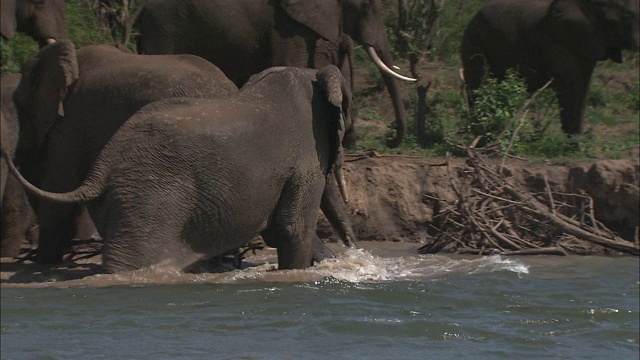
(551, 60), (596, 136)
(262, 179), (325, 270)
(311, 235), (334, 265)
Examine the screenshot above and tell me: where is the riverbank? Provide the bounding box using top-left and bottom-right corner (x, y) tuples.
(2, 155), (638, 284)
(319, 154), (639, 253)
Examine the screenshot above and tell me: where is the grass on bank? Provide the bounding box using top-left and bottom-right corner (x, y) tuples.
(1, 1), (638, 162)
(351, 46), (639, 162)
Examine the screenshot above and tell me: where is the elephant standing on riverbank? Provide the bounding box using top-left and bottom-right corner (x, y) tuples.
(461, 0), (639, 135)
(136, 0), (415, 147)
(6, 65), (353, 273)
(1, 0), (68, 46)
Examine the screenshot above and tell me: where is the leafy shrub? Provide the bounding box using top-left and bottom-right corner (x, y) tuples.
(1, 35), (38, 74)
(463, 69), (564, 156)
(466, 70), (528, 147)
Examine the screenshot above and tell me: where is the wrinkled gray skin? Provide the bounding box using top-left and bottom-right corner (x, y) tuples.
(0, 0), (67, 257)
(1, 74), (20, 199)
(1, 74), (37, 257)
(12, 41), (238, 264)
(7, 65), (352, 273)
(0, 0), (68, 47)
(12, 41), (347, 266)
(461, 0), (639, 135)
(136, 0), (412, 148)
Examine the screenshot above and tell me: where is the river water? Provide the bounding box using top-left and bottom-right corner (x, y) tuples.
(1, 242), (638, 360)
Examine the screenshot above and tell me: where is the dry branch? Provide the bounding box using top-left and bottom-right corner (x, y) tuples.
(419, 149), (639, 256)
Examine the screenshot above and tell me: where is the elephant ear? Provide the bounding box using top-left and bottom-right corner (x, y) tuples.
(281, 0), (342, 44)
(16, 40), (78, 151)
(1, 0), (17, 40)
(316, 65), (352, 171)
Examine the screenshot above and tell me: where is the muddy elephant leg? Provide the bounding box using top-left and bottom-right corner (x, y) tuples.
(311, 235), (334, 265)
(1, 174), (38, 257)
(321, 176), (357, 248)
(262, 180), (325, 269)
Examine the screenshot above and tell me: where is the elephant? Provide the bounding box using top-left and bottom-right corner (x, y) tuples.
(5, 64), (353, 273)
(12, 40), (356, 266)
(1, 73), (20, 199)
(136, 0), (416, 147)
(460, 0), (639, 135)
(1, 73), (37, 257)
(0, 0), (68, 47)
(10, 40), (238, 264)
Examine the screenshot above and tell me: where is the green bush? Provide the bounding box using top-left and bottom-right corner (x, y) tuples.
(466, 70), (529, 147)
(1, 2), (111, 75)
(1, 35), (38, 74)
(462, 69), (571, 157)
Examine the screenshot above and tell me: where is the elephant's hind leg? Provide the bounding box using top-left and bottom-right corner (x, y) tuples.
(35, 201), (80, 264)
(262, 178), (326, 270)
(1, 175), (38, 257)
(100, 210), (203, 273)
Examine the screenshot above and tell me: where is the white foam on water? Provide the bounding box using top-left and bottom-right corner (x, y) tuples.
(3, 248), (530, 288)
(219, 249), (530, 284)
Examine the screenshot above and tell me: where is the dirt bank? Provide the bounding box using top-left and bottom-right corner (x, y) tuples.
(2, 155), (638, 284)
(318, 155), (639, 251)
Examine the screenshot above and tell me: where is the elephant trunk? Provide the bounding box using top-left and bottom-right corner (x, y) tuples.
(0, 146), (103, 204)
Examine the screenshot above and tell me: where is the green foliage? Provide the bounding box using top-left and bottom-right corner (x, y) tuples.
(428, 0), (484, 64)
(624, 79), (640, 111)
(1, 0), (636, 161)
(420, 88), (465, 147)
(1, 2), (111, 75)
(463, 69), (570, 157)
(466, 70), (530, 147)
(1, 35), (38, 74)
(66, 1), (112, 48)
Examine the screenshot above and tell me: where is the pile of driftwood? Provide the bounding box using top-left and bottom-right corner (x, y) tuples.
(418, 149), (639, 256)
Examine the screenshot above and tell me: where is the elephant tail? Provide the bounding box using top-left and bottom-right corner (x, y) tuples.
(1, 147), (105, 204)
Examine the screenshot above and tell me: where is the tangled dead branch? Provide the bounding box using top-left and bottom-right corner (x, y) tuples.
(418, 150), (639, 256)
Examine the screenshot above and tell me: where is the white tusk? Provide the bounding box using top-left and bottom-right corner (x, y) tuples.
(366, 47), (417, 82)
(335, 167), (349, 203)
(392, 64), (401, 70)
(46, 38), (56, 44)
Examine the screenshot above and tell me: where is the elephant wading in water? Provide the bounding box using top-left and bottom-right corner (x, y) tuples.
(136, 0), (416, 148)
(1, 74), (38, 257)
(5, 65), (353, 273)
(1, 0), (68, 257)
(461, 0), (639, 135)
(10, 41), (238, 264)
(1, 0), (68, 46)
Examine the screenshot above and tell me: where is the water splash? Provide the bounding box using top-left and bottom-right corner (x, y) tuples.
(2, 246), (530, 288)
(218, 249), (530, 284)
